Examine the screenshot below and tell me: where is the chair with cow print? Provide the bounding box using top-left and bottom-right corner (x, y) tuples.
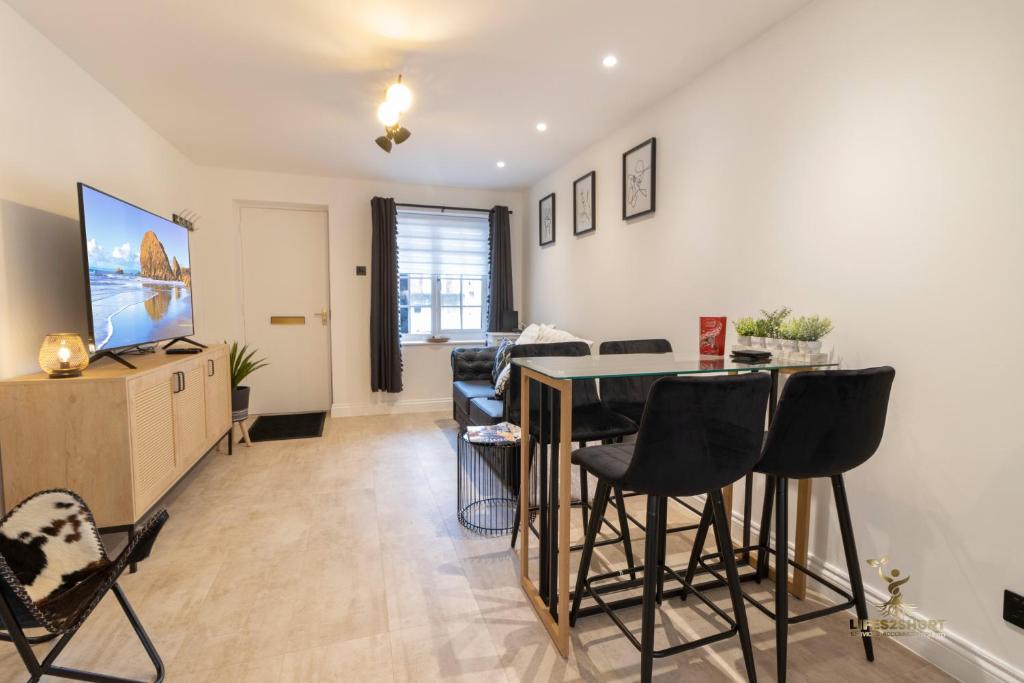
(0, 489), (168, 682)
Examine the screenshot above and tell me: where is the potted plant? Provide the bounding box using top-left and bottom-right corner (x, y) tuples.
(733, 317), (757, 347)
(228, 341), (269, 422)
(779, 319), (801, 354)
(760, 307), (791, 350)
(796, 315), (833, 354)
(750, 318), (770, 347)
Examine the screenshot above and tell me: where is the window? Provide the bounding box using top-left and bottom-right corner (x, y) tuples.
(397, 207), (489, 340)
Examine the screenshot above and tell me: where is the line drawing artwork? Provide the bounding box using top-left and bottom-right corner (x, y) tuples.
(627, 159), (650, 209)
(577, 189), (591, 228)
(542, 206), (552, 237)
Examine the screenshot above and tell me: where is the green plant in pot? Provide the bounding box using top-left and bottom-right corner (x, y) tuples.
(779, 319), (802, 354)
(759, 307), (791, 350)
(795, 315), (833, 354)
(227, 342), (269, 422)
(733, 317), (757, 347)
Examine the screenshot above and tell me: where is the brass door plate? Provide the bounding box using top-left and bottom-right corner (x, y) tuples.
(270, 316), (306, 325)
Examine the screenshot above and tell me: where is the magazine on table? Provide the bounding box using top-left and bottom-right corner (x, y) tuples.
(465, 422), (521, 444)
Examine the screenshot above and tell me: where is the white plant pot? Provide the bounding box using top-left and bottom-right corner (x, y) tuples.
(766, 338), (781, 350)
(801, 340), (823, 354)
(751, 337), (766, 348)
(781, 340), (798, 353)
(736, 335), (751, 347)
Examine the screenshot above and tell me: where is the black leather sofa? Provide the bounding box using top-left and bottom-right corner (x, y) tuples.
(451, 345), (503, 426)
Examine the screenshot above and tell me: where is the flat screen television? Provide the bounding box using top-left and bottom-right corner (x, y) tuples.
(77, 183), (194, 351)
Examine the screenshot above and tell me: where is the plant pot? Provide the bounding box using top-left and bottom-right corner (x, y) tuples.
(736, 335), (751, 347)
(232, 386), (250, 422)
(781, 339), (798, 353)
(800, 340), (823, 354)
(750, 337), (766, 348)
(766, 338), (781, 350)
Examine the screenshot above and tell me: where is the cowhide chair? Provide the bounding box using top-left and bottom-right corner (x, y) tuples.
(0, 489), (168, 682)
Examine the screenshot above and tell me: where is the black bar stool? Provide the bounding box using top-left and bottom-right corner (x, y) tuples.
(599, 339), (705, 538)
(687, 366), (895, 682)
(571, 373), (771, 683)
(507, 342), (639, 577)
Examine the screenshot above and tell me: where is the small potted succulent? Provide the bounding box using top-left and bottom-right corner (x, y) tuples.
(796, 315), (833, 354)
(228, 341), (269, 422)
(779, 319), (801, 354)
(733, 317), (757, 347)
(760, 307), (791, 351)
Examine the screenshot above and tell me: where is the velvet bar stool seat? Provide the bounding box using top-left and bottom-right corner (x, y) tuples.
(508, 342), (638, 576)
(599, 338), (706, 539)
(686, 367), (896, 683)
(571, 374), (771, 683)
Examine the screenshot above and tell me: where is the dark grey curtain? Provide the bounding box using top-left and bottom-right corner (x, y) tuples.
(370, 197), (403, 392)
(487, 206), (513, 331)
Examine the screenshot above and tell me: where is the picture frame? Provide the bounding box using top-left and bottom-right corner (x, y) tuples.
(539, 192), (556, 246)
(622, 137), (656, 220)
(573, 171), (596, 235)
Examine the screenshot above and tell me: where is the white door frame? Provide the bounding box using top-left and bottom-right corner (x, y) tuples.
(235, 200), (333, 412)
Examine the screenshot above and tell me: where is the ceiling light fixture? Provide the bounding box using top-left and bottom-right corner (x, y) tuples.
(374, 75), (413, 153)
(535, 122), (548, 132)
(602, 54), (618, 68)
(496, 161), (506, 168)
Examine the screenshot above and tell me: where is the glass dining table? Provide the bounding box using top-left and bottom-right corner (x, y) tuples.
(511, 353), (838, 657)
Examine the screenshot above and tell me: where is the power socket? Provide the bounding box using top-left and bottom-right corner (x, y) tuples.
(1005, 590), (1024, 629)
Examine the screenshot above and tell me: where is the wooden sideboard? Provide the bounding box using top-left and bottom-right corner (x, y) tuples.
(0, 344), (231, 530)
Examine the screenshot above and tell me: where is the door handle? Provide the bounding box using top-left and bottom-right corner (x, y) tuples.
(314, 308), (330, 326)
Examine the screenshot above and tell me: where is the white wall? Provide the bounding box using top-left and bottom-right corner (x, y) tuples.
(524, 0), (1024, 679)
(0, 1), (195, 378)
(193, 167), (524, 417)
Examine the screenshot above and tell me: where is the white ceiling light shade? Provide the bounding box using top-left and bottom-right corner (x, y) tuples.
(377, 101), (400, 127)
(386, 77), (413, 112)
(602, 54), (618, 67)
(496, 161), (506, 168)
(535, 122), (547, 132)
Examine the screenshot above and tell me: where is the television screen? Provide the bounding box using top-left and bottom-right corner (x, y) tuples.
(78, 183), (194, 351)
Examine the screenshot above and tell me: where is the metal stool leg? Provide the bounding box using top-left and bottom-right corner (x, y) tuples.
(775, 477), (789, 683)
(756, 475), (776, 581)
(711, 490), (757, 682)
(639, 495), (662, 683)
(833, 474), (875, 663)
(570, 480), (611, 626)
(613, 486), (637, 581)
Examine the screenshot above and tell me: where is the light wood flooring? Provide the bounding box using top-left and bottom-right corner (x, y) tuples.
(0, 413), (956, 682)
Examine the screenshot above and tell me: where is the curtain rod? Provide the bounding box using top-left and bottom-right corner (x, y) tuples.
(396, 202), (513, 215)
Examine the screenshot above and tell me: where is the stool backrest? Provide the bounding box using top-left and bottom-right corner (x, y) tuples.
(506, 341), (595, 424)
(625, 374), (771, 497)
(758, 367), (895, 478)
(598, 339), (673, 408)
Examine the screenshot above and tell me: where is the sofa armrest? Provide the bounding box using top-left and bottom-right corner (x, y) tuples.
(451, 346), (498, 382)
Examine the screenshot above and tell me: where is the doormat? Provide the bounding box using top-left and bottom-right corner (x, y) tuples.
(246, 412), (326, 442)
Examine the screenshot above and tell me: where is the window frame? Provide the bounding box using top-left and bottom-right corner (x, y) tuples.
(400, 273), (488, 342)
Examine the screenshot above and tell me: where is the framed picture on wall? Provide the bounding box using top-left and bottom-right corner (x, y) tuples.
(622, 137), (656, 220)
(573, 171), (596, 235)
(539, 192), (556, 246)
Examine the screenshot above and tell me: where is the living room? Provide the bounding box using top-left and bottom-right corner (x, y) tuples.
(0, 1), (1021, 681)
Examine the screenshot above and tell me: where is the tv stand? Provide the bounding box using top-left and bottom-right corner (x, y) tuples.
(90, 349), (138, 370)
(163, 337), (207, 351)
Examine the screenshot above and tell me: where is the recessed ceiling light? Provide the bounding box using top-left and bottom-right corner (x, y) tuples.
(496, 161), (506, 168)
(535, 122), (548, 132)
(602, 54), (618, 68)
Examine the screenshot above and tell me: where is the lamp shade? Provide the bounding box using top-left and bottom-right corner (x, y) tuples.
(39, 333), (89, 378)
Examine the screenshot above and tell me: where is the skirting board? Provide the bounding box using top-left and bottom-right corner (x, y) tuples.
(728, 509), (1024, 683)
(331, 397), (449, 418)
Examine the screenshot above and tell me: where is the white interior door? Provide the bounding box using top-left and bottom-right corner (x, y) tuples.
(240, 206), (331, 415)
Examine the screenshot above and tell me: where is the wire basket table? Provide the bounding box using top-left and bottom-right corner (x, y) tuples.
(457, 431), (532, 535)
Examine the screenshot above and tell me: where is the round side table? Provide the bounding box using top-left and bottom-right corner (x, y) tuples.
(456, 432), (522, 535)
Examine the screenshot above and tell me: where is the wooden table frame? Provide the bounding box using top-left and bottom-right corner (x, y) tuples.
(515, 365), (815, 657)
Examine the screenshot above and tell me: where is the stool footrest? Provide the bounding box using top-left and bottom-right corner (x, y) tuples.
(699, 544), (856, 624)
(577, 563), (739, 658)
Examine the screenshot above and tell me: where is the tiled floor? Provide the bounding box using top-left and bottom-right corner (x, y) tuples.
(0, 413), (955, 681)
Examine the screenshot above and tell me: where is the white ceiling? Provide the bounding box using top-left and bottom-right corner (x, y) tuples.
(8, 0), (810, 189)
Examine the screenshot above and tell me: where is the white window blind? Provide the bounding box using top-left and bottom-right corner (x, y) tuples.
(396, 207), (490, 338)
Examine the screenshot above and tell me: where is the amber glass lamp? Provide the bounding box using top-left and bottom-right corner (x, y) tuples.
(38, 333), (89, 378)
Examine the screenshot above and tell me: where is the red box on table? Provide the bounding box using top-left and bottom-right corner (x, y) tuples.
(699, 316), (727, 356)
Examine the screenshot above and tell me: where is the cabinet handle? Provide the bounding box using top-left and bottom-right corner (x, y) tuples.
(179, 371), (186, 392)
(208, 359), (215, 377)
(171, 372), (180, 393)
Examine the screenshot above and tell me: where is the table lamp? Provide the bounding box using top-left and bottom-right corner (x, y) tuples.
(39, 333), (89, 378)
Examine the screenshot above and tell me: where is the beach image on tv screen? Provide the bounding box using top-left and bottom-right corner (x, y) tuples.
(81, 186), (193, 350)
